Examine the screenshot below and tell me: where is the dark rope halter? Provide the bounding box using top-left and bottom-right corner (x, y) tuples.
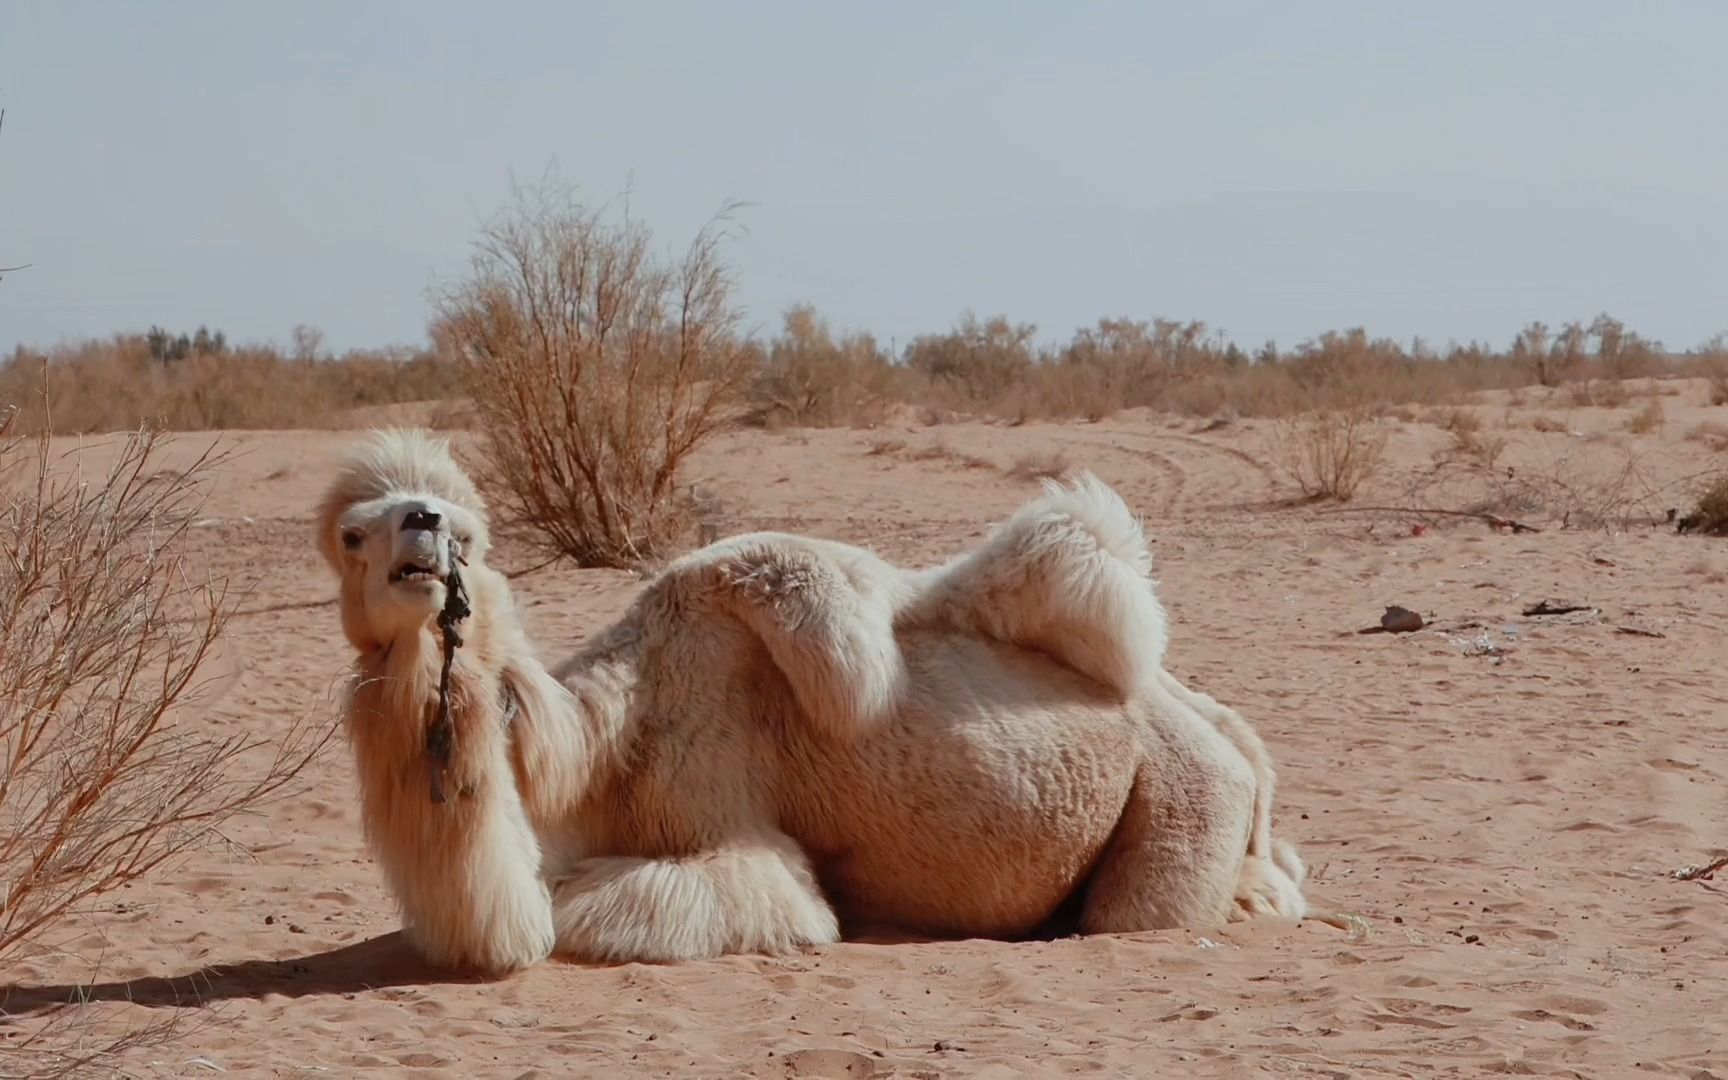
(426, 536), (470, 805)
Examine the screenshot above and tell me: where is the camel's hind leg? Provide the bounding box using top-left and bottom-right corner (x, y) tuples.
(1155, 671), (1308, 921)
(549, 829), (840, 963)
(1080, 735), (1257, 934)
(1157, 670), (1274, 858)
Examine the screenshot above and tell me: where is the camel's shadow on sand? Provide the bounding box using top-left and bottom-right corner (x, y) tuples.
(0, 932), (481, 1018)
(1, 917), (1083, 1021)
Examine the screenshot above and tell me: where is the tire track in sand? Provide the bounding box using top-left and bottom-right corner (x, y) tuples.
(1050, 431), (1189, 517)
(1051, 426), (1281, 518)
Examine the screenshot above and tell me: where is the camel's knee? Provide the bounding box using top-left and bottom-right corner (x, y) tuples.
(367, 754), (557, 976)
(551, 835), (840, 963)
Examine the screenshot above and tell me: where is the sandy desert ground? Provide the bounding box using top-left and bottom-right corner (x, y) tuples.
(5, 384), (1727, 1079)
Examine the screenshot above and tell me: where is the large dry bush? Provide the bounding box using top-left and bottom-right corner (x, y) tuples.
(903, 313), (1038, 411)
(435, 182), (756, 567)
(745, 304), (901, 428)
(1040, 317), (1217, 420)
(1512, 320), (1589, 388)
(0, 408), (329, 1072)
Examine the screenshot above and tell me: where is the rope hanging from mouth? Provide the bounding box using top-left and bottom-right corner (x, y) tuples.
(426, 536), (470, 805)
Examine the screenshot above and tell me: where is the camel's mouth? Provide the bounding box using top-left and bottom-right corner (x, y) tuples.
(389, 558), (441, 584)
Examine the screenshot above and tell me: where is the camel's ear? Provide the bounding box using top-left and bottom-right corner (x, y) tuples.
(314, 491), (351, 573)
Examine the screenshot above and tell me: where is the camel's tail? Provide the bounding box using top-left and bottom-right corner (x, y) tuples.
(1026, 471), (1155, 582)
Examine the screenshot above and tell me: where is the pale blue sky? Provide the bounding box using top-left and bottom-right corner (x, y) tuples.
(2, 1), (1724, 356)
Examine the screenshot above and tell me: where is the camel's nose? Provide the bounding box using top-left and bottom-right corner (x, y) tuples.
(401, 509), (442, 532)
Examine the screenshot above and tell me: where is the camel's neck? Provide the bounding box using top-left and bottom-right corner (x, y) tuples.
(509, 622), (642, 827)
(344, 578), (650, 868)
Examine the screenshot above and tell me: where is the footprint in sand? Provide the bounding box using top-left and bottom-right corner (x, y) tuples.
(1511, 1007), (1597, 1031)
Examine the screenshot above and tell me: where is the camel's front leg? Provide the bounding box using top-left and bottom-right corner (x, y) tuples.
(549, 830), (840, 963)
(349, 667), (555, 976)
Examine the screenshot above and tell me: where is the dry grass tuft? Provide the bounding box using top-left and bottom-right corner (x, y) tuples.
(1568, 379), (1631, 409)
(1625, 397), (1666, 434)
(434, 178), (756, 568)
(903, 438), (994, 470)
(1006, 450), (1073, 483)
(1450, 428), (1507, 470)
(1430, 407), (1481, 435)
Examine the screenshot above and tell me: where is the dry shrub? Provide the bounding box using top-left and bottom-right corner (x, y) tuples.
(1703, 350), (1728, 407)
(1431, 406), (1481, 435)
(435, 179), (755, 568)
(0, 339), (457, 435)
(15, 297), (1720, 441)
(1686, 419), (1728, 452)
(1511, 320), (1588, 388)
(1448, 427), (1507, 471)
(1269, 406), (1388, 501)
(904, 438), (993, 470)
(1568, 378), (1630, 409)
(1625, 397), (1665, 434)
(0, 408), (329, 1072)
(1038, 317), (1219, 420)
(1679, 474), (1728, 536)
(1463, 442), (1690, 530)
(745, 304), (900, 429)
(1433, 407), (1506, 467)
(999, 361), (1119, 424)
(1006, 450), (1072, 483)
(903, 313), (1037, 411)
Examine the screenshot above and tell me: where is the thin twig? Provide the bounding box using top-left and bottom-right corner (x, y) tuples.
(0, 107), (24, 278)
(1316, 504), (1542, 533)
(1673, 854), (1728, 881)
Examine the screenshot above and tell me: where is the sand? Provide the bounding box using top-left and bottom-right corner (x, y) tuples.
(5, 383), (1726, 1078)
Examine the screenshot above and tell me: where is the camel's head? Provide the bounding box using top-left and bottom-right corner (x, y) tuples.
(316, 429), (493, 653)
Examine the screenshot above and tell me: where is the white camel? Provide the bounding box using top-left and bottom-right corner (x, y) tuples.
(314, 429), (1310, 975)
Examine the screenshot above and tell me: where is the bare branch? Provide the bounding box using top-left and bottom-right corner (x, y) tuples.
(0, 399), (336, 1065)
(434, 175), (755, 567)
(0, 107), (26, 281)
(1316, 504), (1542, 534)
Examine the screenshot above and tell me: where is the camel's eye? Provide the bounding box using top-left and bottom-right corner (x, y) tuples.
(341, 529), (363, 551)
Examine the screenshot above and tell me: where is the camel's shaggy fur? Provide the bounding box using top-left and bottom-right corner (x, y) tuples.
(315, 429), (1309, 974)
